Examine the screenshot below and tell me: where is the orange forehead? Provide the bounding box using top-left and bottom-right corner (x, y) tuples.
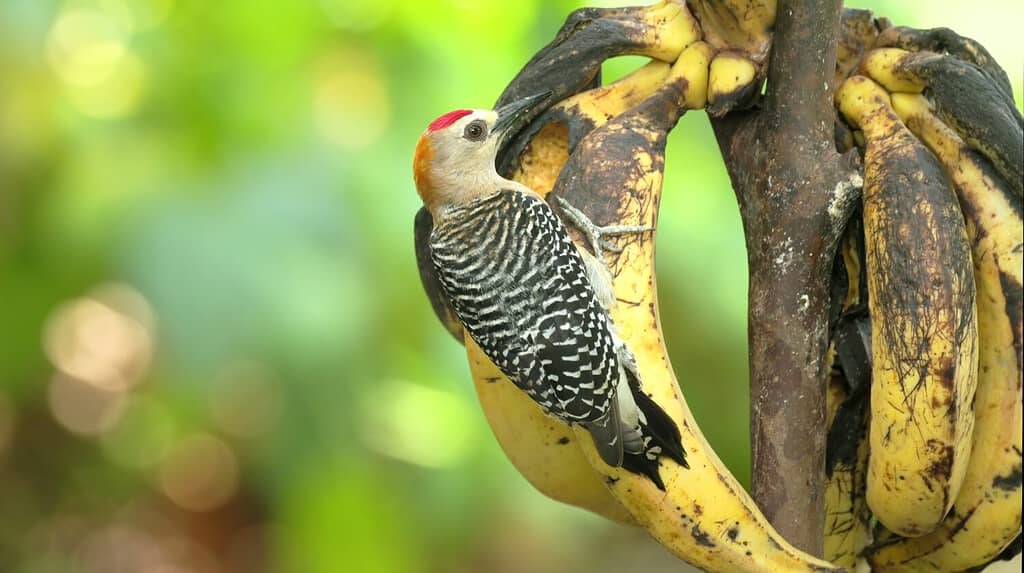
(412, 135), (434, 193)
(428, 109), (472, 132)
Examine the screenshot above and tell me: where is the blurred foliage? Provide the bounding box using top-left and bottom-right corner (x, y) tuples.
(0, 0), (1020, 572)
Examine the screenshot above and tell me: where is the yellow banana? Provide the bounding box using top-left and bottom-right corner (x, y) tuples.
(861, 47), (1023, 197)
(494, 0), (700, 113)
(466, 61), (673, 525)
(862, 93), (1022, 572)
(707, 51), (759, 116)
(836, 76), (979, 538)
(835, 8), (885, 88)
(860, 49), (924, 93)
(874, 25), (1016, 106)
(551, 42), (841, 572)
(689, 0), (775, 60)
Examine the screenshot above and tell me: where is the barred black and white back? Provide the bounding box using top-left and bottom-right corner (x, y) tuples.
(432, 191), (618, 421)
(430, 189), (687, 483)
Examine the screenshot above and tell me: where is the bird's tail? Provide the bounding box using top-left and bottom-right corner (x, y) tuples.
(620, 366), (688, 490)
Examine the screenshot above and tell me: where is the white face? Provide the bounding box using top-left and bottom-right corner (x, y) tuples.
(430, 109), (500, 173)
(421, 109), (510, 209)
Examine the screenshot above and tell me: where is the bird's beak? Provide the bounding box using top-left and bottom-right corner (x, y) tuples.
(492, 91), (552, 143)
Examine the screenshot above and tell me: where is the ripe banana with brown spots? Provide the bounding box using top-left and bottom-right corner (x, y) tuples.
(860, 92), (1022, 573)
(417, 18), (842, 569)
(861, 47), (1023, 197)
(494, 0), (700, 120)
(689, 0), (775, 115)
(873, 26), (1016, 106)
(836, 75), (979, 539)
(414, 1), (703, 524)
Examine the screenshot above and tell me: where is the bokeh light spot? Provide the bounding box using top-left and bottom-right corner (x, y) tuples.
(47, 7), (127, 87)
(158, 433), (239, 512)
(68, 50), (147, 119)
(48, 373), (127, 436)
(43, 283), (155, 393)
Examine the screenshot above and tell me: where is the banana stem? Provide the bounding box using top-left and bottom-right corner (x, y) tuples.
(709, 0), (862, 557)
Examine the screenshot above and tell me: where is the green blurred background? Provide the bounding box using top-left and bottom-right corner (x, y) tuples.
(0, 0), (1020, 571)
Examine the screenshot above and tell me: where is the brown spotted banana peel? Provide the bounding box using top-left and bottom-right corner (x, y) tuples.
(874, 26), (1016, 108)
(689, 0), (775, 116)
(551, 42), (842, 572)
(836, 75), (979, 539)
(688, 0), (774, 61)
(494, 0), (700, 115)
(416, 0), (704, 522)
(861, 47), (1023, 198)
(823, 369), (871, 571)
(862, 93), (1022, 572)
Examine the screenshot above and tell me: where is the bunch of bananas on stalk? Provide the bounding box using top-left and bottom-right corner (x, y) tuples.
(413, 2), (1021, 572)
(822, 9), (1023, 572)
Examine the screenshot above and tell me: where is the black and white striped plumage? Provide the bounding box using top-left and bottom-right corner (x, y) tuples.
(430, 189), (687, 484)
(432, 190), (618, 423)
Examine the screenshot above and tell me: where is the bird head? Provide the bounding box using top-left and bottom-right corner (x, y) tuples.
(413, 92), (550, 214)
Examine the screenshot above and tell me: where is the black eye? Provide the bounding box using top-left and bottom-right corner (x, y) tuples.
(463, 120), (487, 141)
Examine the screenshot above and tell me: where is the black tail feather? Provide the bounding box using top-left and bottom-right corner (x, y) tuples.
(618, 368), (688, 490)
(634, 388), (688, 468)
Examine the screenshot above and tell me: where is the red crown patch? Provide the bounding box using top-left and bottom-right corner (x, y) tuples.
(428, 109), (473, 132)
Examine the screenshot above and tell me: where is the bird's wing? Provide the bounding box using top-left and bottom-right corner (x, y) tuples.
(430, 190), (620, 425)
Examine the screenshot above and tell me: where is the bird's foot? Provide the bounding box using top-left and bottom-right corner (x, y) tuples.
(554, 196), (653, 267)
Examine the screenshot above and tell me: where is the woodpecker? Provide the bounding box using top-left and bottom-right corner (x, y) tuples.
(413, 93), (687, 486)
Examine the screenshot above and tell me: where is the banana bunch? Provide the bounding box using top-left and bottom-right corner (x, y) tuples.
(827, 12), (1023, 572)
(415, 2), (844, 571)
(414, 1), (1020, 571)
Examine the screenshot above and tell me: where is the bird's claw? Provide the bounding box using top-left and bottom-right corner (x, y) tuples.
(554, 196), (653, 267)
